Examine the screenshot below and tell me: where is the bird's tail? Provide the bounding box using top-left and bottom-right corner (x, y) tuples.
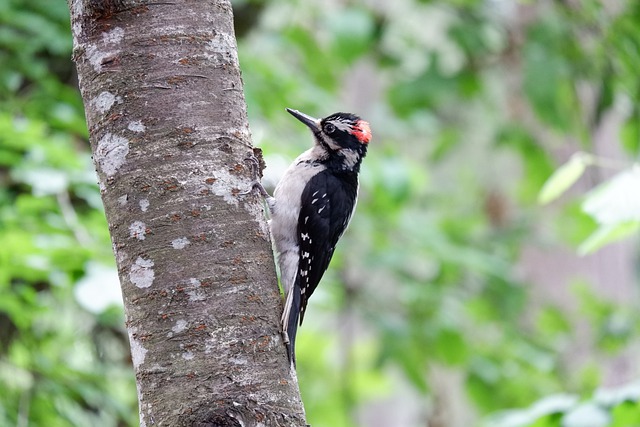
(282, 279), (302, 366)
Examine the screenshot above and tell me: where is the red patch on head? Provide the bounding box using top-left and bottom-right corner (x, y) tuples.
(351, 120), (371, 144)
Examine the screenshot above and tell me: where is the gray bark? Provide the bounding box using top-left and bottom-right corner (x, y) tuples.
(67, 1), (307, 425)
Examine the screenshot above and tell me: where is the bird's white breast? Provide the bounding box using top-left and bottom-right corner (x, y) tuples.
(270, 146), (326, 292)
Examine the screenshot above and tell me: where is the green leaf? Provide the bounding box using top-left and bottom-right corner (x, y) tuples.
(610, 400), (640, 427)
(578, 221), (640, 255)
(620, 114), (640, 156)
(536, 306), (571, 337)
(433, 327), (468, 366)
(538, 153), (593, 204)
(329, 8), (375, 64)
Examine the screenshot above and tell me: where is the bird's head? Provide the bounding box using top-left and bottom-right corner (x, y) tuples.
(287, 108), (371, 170)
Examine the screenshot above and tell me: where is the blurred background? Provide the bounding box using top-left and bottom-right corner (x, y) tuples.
(1, 0), (639, 426)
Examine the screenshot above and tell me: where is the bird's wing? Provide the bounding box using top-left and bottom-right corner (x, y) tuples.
(296, 170), (358, 324)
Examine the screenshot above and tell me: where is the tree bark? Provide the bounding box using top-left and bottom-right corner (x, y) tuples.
(67, 1), (307, 425)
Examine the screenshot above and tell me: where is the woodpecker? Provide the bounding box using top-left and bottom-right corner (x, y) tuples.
(258, 108), (371, 366)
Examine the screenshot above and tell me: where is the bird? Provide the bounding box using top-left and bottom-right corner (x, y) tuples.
(256, 108), (371, 366)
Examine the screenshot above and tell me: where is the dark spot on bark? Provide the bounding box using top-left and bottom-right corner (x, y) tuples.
(107, 112), (123, 122)
(161, 178), (181, 192)
(194, 323), (206, 331)
(215, 137), (233, 153)
(241, 315), (256, 324)
(251, 147), (266, 176)
(229, 164), (244, 175)
(243, 336), (271, 353)
(130, 5), (149, 15)
(86, 0), (127, 19)
(231, 188), (240, 195)
(200, 188), (210, 195)
(229, 272), (248, 284)
(190, 209), (201, 217)
(178, 140), (196, 149)
(101, 55), (120, 68)
(219, 142), (232, 153)
(192, 411), (241, 427)
(137, 333), (152, 341)
(178, 57), (200, 66)
(205, 177), (217, 184)
(170, 213), (182, 222)
(167, 75), (186, 85)
(247, 294), (262, 303)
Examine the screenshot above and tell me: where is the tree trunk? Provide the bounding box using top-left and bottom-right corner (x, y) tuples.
(67, 1), (307, 425)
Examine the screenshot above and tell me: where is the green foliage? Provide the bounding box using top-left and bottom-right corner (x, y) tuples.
(538, 153), (592, 205)
(0, 1), (136, 425)
(245, 1), (640, 425)
(486, 381), (640, 427)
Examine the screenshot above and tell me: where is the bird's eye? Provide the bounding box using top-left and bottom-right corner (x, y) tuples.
(324, 123), (336, 134)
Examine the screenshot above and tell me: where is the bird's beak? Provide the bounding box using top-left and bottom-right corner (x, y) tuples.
(286, 108), (321, 133)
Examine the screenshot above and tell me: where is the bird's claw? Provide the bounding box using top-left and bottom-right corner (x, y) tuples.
(240, 153), (270, 197)
(240, 181), (270, 197)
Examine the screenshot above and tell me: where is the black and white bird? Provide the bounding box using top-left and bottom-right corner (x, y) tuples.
(259, 108), (371, 365)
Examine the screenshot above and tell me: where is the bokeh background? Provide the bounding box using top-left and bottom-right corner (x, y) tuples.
(1, 0), (639, 426)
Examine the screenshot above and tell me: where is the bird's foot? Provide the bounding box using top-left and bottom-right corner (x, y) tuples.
(240, 152), (270, 197)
